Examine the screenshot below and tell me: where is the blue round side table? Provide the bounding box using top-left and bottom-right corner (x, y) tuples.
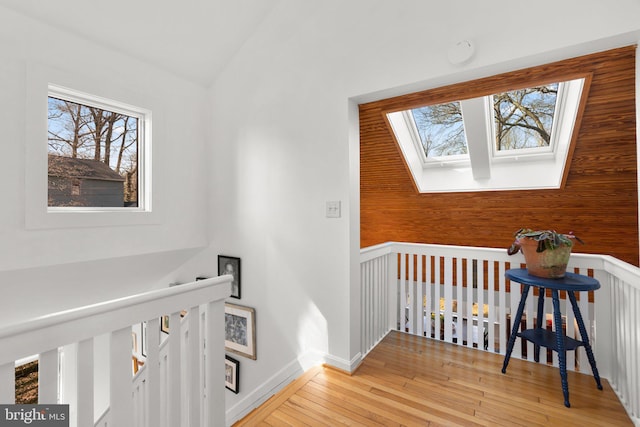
(501, 268), (603, 408)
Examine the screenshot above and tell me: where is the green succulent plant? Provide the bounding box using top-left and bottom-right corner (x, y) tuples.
(507, 228), (584, 256)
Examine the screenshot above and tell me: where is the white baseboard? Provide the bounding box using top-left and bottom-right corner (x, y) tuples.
(224, 349), (361, 425)
(324, 351), (362, 372)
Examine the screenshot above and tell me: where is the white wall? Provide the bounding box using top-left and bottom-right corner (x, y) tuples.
(0, 6), (210, 324)
(0, 0), (639, 422)
(208, 0), (640, 420)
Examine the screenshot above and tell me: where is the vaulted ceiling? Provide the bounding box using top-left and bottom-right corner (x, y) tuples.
(0, 0), (278, 86)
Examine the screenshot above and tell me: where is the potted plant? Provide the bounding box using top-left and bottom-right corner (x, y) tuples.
(507, 228), (584, 278)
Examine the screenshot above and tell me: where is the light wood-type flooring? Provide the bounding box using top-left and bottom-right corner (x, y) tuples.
(234, 331), (632, 426)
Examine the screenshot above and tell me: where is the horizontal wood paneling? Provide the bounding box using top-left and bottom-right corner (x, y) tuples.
(360, 46), (639, 266)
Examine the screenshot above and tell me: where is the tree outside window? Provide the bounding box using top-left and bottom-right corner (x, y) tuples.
(409, 83), (559, 159)
(411, 102), (467, 158)
(47, 96), (139, 208)
(493, 84), (559, 151)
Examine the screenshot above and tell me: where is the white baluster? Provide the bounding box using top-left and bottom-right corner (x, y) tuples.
(0, 362), (14, 404)
(416, 254), (424, 337)
(400, 253), (409, 333)
(168, 312), (181, 427)
(60, 344), (77, 426)
(110, 327), (134, 426)
(408, 252), (415, 335)
(424, 255), (432, 339)
(205, 302), (225, 427)
(477, 260), (485, 351)
(387, 253), (397, 333)
(454, 257), (462, 345)
(434, 256), (441, 340)
(466, 259), (474, 348)
(188, 306), (201, 427)
(360, 262), (367, 352)
(498, 263), (507, 354)
(443, 257), (453, 342)
(39, 349), (58, 403)
(487, 262), (496, 352)
(77, 339), (94, 427)
(146, 317), (160, 427)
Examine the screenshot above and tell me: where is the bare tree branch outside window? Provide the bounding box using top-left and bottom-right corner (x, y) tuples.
(493, 84), (558, 151)
(411, 102), (467, 157)
(47, 97), (139, 207)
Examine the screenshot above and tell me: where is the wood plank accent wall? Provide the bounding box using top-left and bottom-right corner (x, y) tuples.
(360, 46), (639, 266)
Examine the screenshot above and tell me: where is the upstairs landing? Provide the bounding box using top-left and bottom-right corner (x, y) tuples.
(235, 331), (632, 426)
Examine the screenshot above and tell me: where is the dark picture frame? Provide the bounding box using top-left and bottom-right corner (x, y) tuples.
(141, 321), (147, 357)
(224, 303), (256, 360)
(225, 355), (240, 394)
(160, 315), (170, 334)
(160, 311), (187, 335)
(218, 255), (241, 299)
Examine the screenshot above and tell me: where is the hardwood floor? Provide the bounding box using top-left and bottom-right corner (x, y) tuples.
(234, 331), (632, 426)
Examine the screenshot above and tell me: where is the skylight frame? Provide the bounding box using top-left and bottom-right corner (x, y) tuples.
(384, 74), (588, 193)
(490, 81), (567, 161)
(403, 100), (469, 167)
(402, 108), (471, 168)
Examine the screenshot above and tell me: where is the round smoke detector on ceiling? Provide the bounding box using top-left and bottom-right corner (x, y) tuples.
(447, 40), (475, 65)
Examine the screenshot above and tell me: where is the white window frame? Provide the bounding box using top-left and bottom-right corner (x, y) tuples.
(47, 84), (151, 213)
(491, 81), (565, 160)
(386, 77), (586, 193)
(25, 63), (159, 229)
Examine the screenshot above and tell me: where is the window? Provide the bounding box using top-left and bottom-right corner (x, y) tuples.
(410, 102), (468, 159)
(47, 85), (149, 210)
(493, 83), (559, 154)
(387, 77), (586, 192)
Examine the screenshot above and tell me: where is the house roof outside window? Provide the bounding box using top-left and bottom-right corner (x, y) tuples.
(48, 155), (125, 182)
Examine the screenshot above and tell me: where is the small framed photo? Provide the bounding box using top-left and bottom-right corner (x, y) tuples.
(218, 255), (241, 299)
(225, 355), (240, 394)
(160, 311), (187, 334)
(141, 321), (147, 357)
(160, 315), (170, 334)
(225, 303), (256, 360)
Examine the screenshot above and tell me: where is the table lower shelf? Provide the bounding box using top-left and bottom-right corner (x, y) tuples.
(518, 328), (584, 352)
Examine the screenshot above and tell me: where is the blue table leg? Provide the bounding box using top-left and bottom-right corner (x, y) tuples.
(552, 290), (570, 407)
(567, 291), (603, 390)
(502, 284), (530, 374)
(534, 287), (545, 363)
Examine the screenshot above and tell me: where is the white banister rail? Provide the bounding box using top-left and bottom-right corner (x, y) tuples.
(361, 242), (639, 426)
(0, 275), (231, 427)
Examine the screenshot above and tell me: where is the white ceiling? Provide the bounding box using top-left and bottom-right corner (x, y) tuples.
(0, 0), (279, 87)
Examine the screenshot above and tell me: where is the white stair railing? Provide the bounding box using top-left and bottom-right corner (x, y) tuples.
(0, 275), (231, 427)
(361, 242), (639, 426)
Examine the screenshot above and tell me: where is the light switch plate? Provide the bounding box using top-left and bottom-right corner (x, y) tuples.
(326, 201), (341, 218)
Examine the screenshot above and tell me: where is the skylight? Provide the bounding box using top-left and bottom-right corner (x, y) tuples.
(386, 78), (586, 193)
(410, 102), (468, 159)
(493, 83), (558, 153)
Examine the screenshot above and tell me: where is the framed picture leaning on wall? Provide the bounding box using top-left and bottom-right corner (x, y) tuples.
(224, 303), (256, 360)
(218, 255), (241, 299)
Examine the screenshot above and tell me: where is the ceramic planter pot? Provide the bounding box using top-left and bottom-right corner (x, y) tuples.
(518, 237), (573, 278)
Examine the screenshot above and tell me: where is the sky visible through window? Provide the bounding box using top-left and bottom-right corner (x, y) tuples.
(409, 83), (559, 159)
(493, 84), (558, 151)
(410, 102), (467, 158)
(47, 96), (139, 207)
